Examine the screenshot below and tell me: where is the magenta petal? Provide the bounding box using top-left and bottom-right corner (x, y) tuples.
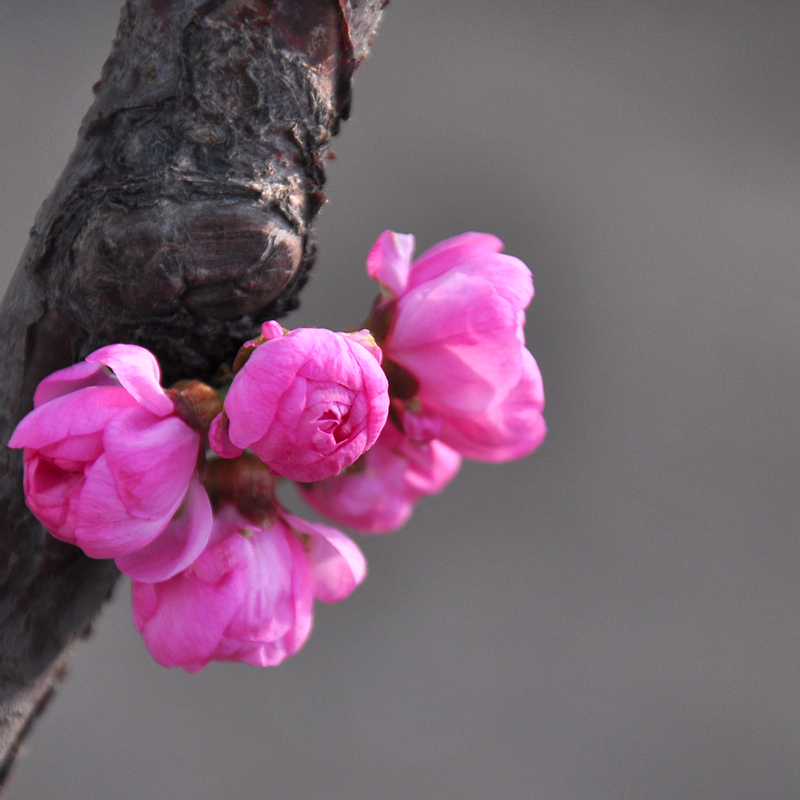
(342, 329), (383, 364)
(260, 320), (284, 340)
(445, 253), (534, 310)
(390, 277), (524, 411)
(22, 451), (83, 541)
(438, 349), (547, 462)
(33, 361), (116, 407)
(74, 455), (173, 557)
(366, 230), (415, 297)
(8, 386), (136, 450)
(283, 512), (367, 602)
(283, 533), (314, 651)
(236, 533), (314, 667)
(224, 339), (302, 448)
(300, 475), (413, 534)
(400, 406), (442, 442)
(412, 437), (462, 494)
(131, 581), (158, 626)
(131, 565), (245, 672)
(115, 477), (213, 582)
(225, 328), (389, 482)
(208, 413), (244, 459)
(37, 432), (105, 470)
(103, 406), (200, 519)
(407, 232), (504, 289)
(299, 465), (414, 534)
(192, 506), (252, 582)
(226, 520), (295, 643)
(440, 411), (546, 462)
(87, 344), (173, 416)
(299, 423), (461, 534)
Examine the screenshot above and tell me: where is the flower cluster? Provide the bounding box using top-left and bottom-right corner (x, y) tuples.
(300, 231), (546, 531)
(8, 231), (545, 671)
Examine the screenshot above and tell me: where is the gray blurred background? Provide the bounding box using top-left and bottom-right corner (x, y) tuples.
(3, 1), (800, 798)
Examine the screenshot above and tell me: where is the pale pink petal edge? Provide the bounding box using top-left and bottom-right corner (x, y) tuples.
(87, 344), (173, 417)
(366, 230), (415, 297)
(115, 477), (214, 583)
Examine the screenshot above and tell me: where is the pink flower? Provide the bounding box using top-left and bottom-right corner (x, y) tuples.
(367, 231), (546, 462)
(131, 504), (367, 672)
(209, 323), (389, 482)
(299, 422), (461, 533)
(8, 344), (212, 580)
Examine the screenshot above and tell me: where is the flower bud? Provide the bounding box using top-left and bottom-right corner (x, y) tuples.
(166, 380), (224, 432)
(204, 455), (278, 528)
(210, 326), (390, 482)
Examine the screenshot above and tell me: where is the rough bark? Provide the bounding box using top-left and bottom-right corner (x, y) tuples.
(0, 0), (386, 786)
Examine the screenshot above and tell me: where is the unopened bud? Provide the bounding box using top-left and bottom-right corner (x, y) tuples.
(231, 321), (287, 374)
(204, 455), (278, 527)
(343, 329), (383, 363)
(166, 380), (224, 432)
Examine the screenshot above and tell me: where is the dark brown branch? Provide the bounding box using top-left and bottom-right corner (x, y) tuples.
(0, 0), (385, 785)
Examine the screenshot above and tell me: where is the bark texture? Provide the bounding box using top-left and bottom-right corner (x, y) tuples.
(0, 0), (385, 785)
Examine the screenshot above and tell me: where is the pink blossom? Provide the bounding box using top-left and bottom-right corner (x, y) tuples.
(209, 324), (389, 482)
(8, 344), (211, 579)
(368, 231), (546, 462)
(131, 504), (367, 672)
(299, 422), (461, 533)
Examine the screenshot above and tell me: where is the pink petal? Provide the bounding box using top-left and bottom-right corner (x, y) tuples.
(226, 329), (388, 482)
(297, 426), (419, 532)
(342, 329), (383, 364)
(258, 385), (377, 483)
(284, 532), (315, 648)
(103, 406), (200, 520)
(366, 230), (415, 297)
(299, 423), (461, 534)
(236, 534), (314, 666)
(131, 565), (246, 672)
(36, 432), (105, 470)
(193, 506), (252, 582)
(208, 413), (245, 459)
(299, 469), (414, 534)
(260, 320), (285, 340)
(390, 273), (524, 411)
(224, 337), (305, 449)
(86, 344), (173, 417)
(397, 430), (463, 496)
(201, 510), (315, 667)
(8, 386), (136, 450)
(407, 232), (504, 290)
(22, 451), (83, 541)
(225, 519), (295, 643)
(74, 454), (176, 558)
(115, 477), (213, 582)
(33, 361), (117, 407)
(444, 253), (534, 310)
(438, 349), (547, 462)
(283, 512), (367, 602)
(346, 337), (389, 446)
(400, 405), (442, 442)
(130, 581), (158, 624)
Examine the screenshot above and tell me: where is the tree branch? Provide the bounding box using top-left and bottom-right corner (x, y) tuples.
(0, 0), (386, 784)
